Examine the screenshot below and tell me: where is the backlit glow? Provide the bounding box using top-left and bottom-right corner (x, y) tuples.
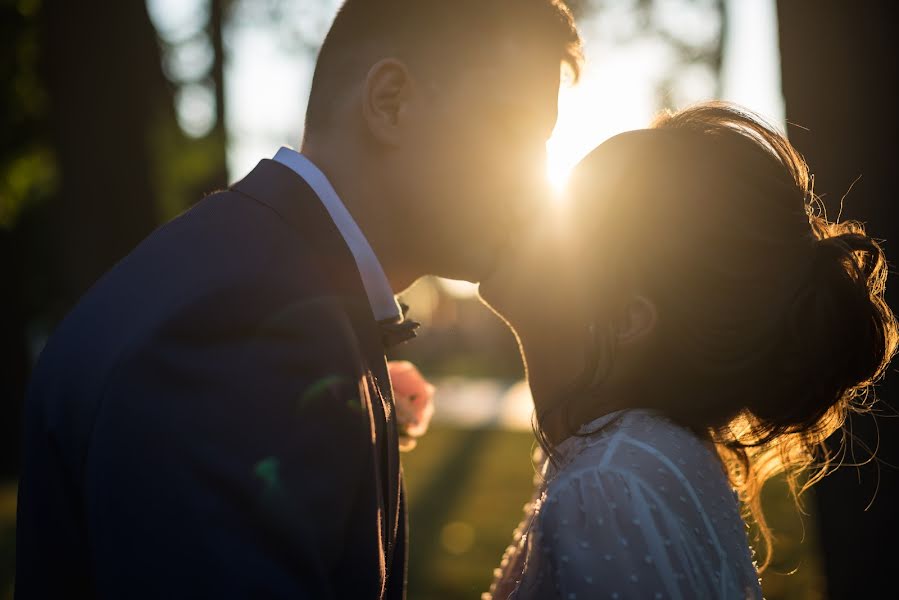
(543, 59), (660, 197)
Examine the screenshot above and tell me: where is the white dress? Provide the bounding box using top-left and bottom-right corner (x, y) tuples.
(486, 409), (763, 600)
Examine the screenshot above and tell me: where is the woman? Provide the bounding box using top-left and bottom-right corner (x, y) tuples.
(479, 103), (898, 599)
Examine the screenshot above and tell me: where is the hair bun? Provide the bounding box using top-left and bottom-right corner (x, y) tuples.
(750, 219), (897, 435)
(815, 228), (883, 282)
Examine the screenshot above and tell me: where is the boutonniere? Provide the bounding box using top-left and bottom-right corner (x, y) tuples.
(388, 360), (435, 451)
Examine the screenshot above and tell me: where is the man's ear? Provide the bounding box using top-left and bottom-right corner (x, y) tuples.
(615, 295), (657, 345)
(362, 58), (412, 146)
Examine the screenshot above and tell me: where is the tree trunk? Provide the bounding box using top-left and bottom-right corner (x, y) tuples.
(778, 2), (899, 597)
(207, 0), (230, 189)
(41, 0), (170, 306)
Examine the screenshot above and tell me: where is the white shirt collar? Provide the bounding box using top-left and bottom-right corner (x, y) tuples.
(272, 147), (402, 323)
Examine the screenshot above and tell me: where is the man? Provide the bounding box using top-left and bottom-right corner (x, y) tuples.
(16, 1), (581, 597)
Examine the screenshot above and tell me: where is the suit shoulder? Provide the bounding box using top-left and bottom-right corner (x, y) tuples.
(30, 190), (316, 391)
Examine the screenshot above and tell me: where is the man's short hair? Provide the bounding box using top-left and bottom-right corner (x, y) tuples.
(305, 0), (582, 134)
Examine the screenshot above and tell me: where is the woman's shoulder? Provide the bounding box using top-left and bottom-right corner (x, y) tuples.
(544, 409), (731, 505)
(528, 410), (760, 599)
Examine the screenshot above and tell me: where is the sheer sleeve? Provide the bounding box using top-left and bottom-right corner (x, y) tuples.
(488, 412), (762, 600)
(515, 465), (760, 600)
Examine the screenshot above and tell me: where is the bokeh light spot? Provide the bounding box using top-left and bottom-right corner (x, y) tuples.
(298, 374), (346, 410)
(254, 456), (280, 489)
(440, 521), (476, 555)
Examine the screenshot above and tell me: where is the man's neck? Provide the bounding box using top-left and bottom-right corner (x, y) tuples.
(301, 142), (421, 293)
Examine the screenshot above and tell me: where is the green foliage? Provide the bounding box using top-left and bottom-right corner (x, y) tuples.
(0, 0), (55, 230)
(0, 145), (56, 229)
(148, 113), (228, 220)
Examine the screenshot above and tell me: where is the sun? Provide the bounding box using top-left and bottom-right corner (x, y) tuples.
(546, 134), (585, 195)
(543, 82), (607, 198)
(543, 64), (663, 199)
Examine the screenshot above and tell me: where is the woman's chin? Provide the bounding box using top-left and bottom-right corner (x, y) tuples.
(477, 274), (512, 321)
(476, 277), (501, 313)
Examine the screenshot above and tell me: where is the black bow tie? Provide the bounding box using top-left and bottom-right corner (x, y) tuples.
(379, 303), (420, 349)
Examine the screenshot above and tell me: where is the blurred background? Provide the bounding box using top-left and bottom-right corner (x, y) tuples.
(2, 1), (897, 598)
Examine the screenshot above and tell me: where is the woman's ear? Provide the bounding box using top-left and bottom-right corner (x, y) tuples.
(361, 58), (412, 146)
(615, 295), (658, 345)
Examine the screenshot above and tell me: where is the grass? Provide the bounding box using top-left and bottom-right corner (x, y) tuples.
(0, 425), (826, 599)
(403, 426), (539, 598)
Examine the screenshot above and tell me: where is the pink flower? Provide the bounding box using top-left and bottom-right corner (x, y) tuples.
(388, 360), (435, 450)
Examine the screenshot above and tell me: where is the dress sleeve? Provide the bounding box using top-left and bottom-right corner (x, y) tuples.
(517, 467), (716, 600)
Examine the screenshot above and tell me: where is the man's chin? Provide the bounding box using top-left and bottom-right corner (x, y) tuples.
(477, 279), (518, 335)
(475, 269), (507, 316)
(475, 278), (490, 302)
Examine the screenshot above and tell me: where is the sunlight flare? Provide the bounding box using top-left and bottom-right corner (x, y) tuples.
(545, 136), (583, 196)
(544, 79), (620, 198)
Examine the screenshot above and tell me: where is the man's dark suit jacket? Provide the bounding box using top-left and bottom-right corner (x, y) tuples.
(15, 160), (407, 599)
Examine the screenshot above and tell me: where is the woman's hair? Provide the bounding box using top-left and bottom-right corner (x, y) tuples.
(543, 102), (898, 569)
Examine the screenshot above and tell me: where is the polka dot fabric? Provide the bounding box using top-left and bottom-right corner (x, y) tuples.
(486, 409), (762, 600)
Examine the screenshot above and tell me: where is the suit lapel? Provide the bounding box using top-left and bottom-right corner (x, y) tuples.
(230, 159), (402, 565)
(367, 347), (402, 552)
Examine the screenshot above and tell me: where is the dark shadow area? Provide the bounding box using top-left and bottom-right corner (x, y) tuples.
(778, 2), (899, 598)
